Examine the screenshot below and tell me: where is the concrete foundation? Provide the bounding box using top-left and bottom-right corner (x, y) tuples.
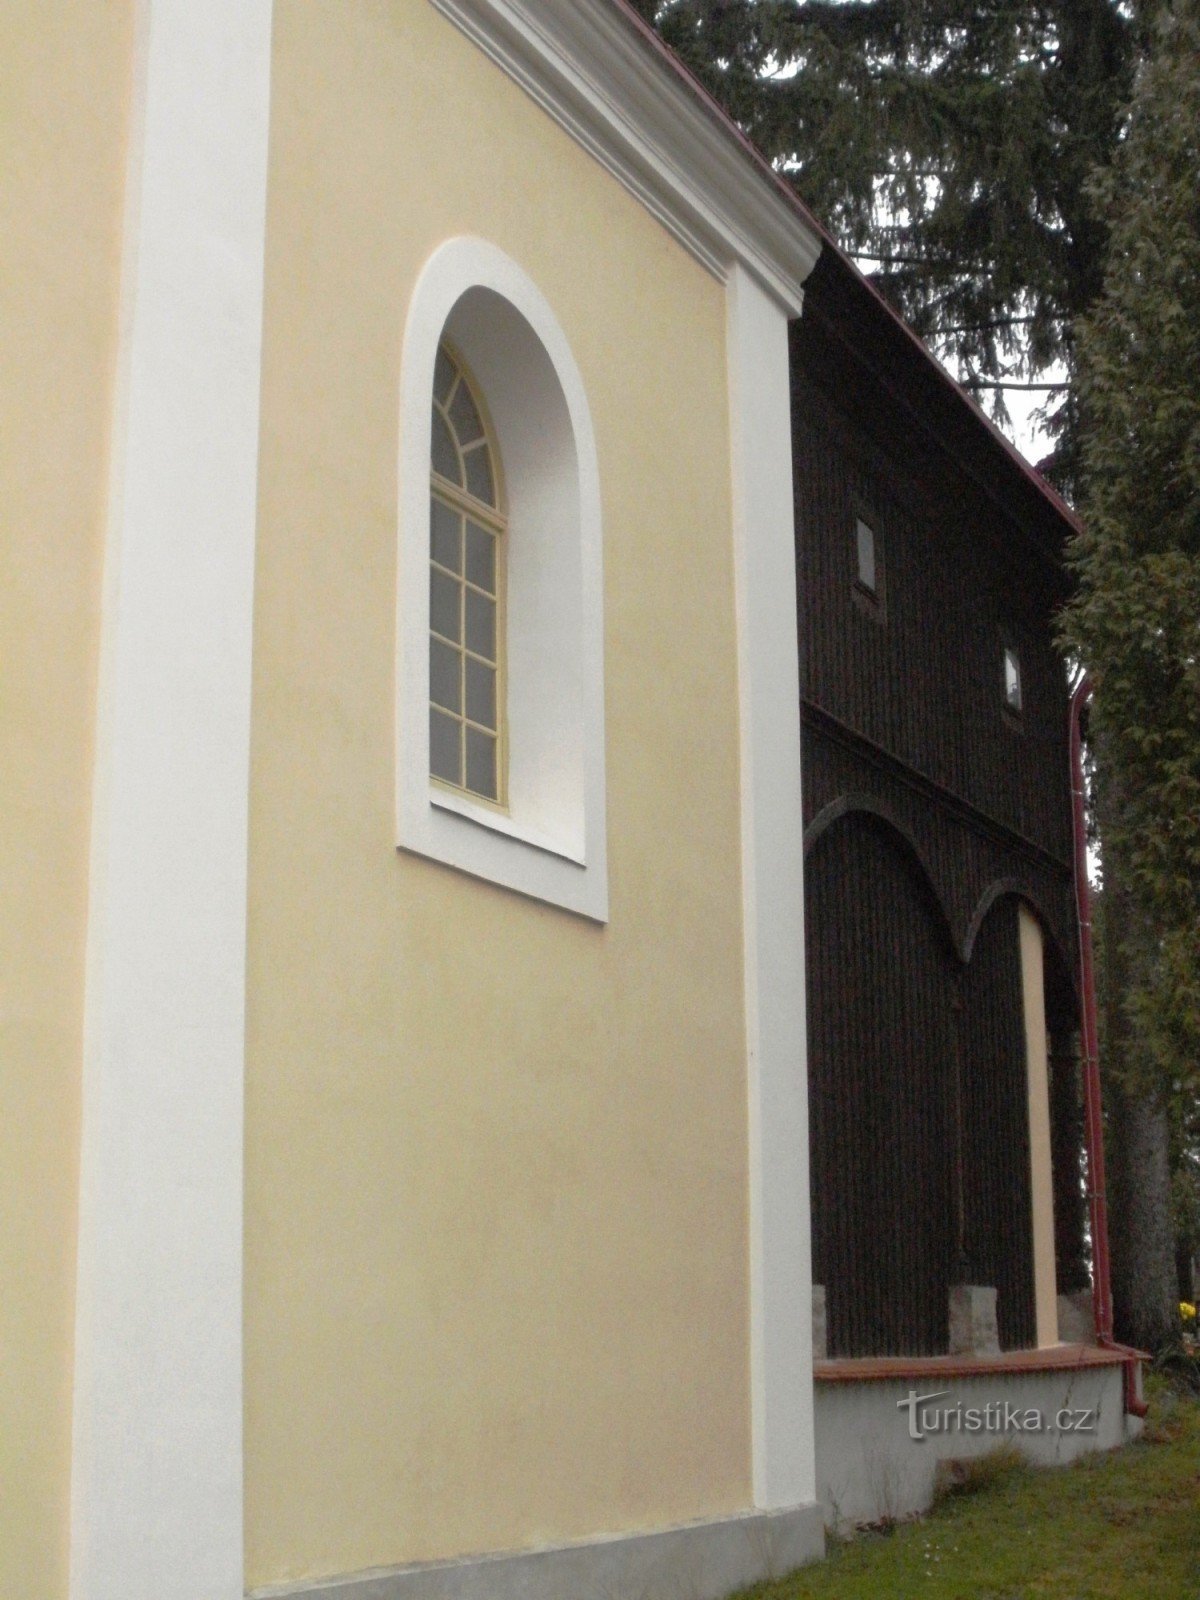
(814, 1347), (1140, 1529)
(249, 1504), (826, 1600)
(812, 1283), (827, 1361)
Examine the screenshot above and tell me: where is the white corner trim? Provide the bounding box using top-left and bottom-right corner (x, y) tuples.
(397, 237), (608, 922)
(69, 4), (273, 1597)
(428, 0), (821, 311)
(727, 265), (816, 1509)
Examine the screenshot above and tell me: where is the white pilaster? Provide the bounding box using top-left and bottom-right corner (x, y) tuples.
(727, 264), (816, 1509)
(70, 4), (274, 1597)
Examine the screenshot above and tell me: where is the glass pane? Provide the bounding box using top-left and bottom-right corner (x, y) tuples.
(430, 497), (461, 573)
(430, 636), (461, 713)
(463, 441), (495, 507)
(465, 520), (496, 593)
(464, 588), (495, 661)
(1005, 647), (1022, 710)
(465, 726), (498, 800)
(465, 656), (497, 730)
(855, 518), (876, 592)
(448, 377), (484, 448)
(430, 707), (461, 785)
(430, 566), (460, 643)
(431, 408), (460, 485)
(434, 347), (456, 406)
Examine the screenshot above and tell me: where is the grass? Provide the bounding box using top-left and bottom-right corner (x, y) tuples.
(736, 1380), (1200, 1600)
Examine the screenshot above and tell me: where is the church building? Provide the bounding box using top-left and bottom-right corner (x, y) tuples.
(1, 4), (1140, 1598)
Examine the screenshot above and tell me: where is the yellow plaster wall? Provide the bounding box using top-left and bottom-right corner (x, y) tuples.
(244, 1), (749, 1587)
(0, 5), (132, 1595)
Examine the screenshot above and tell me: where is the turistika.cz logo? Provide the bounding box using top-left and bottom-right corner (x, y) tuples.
(897, 1389), (1098, 1442)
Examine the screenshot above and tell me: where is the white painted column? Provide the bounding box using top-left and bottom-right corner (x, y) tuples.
(727, 263), (816, 1509)
(69, 5), (274, 1598)
(1018, 905), (1060, 1348)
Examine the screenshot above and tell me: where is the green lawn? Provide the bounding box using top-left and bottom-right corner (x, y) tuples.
(739, 1382), (1200, 1600)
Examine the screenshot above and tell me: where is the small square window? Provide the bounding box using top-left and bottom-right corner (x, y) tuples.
(851, 509), (885, 621)
(1003, 642), (1023, 714)
(855, 517), (877, 594)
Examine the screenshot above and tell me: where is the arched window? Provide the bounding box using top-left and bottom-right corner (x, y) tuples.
(396, 238), (608, 922)
(429, 344), (505, 804)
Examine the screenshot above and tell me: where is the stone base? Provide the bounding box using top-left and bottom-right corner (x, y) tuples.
(1057, 1289), (1096, 1345)
(249, 1504), (826, 1600)
(814, 1350), (1137, 1529)
(949, 1284), (1000, 1356)
(813, 1282), (827, 1361)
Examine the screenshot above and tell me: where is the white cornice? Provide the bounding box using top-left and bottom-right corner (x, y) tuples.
(429, 0), (822, 312)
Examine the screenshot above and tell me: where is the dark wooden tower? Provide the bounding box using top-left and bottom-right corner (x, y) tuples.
(792, 250), (1089, 1358)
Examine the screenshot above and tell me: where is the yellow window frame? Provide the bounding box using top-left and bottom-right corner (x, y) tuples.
(429, 343), (508, 808)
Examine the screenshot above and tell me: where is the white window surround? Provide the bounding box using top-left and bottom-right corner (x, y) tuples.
(397, 237), (608, 922)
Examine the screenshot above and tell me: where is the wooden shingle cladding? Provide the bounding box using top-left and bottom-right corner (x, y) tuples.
(794, 251), (1081, 1358)
(806, 813), (959, 1357)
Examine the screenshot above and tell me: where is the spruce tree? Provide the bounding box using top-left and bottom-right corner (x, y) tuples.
(1062, 0), (1200, 1349)
(627, 0), (1139, 487)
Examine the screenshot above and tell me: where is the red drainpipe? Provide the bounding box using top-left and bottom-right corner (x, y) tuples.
(1069, 675), (1148, 1417)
